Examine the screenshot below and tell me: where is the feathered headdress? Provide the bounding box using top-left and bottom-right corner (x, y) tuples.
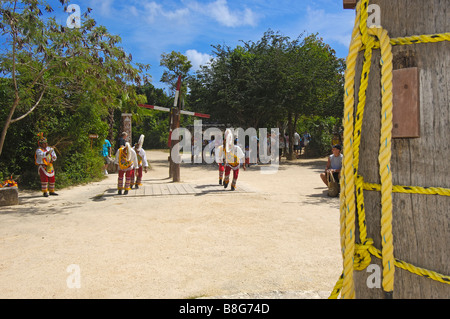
(37, 132), (47, 145)
(224, 128), (233, 153)
(125, 142), (132, 161)
(137, 134), (144, 150)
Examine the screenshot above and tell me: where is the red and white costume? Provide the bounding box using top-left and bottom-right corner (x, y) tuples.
(114, 142), (138, 192)
(215, 129), (245, 190)
(35, 135), (57, 195)
(132, 135), (148, 188)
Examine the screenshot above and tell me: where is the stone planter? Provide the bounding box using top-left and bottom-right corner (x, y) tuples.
(0, 187), (19, 207)
(107, 161), (118, 173)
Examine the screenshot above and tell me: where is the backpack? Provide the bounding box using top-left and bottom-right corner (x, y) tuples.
(327, 172), (340, 197)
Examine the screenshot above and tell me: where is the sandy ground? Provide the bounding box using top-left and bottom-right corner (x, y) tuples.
(0, 150), (342, 299)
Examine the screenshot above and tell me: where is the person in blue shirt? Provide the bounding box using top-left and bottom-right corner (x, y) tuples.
(102, 138), (112, 175)
(320, 144), (343, 187)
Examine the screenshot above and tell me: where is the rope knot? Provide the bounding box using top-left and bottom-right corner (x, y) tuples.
(354, 238), (374, 270)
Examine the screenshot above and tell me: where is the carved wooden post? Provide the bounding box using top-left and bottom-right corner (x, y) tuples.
(121, 113), (132, 144)
(170, 107), (181, 182)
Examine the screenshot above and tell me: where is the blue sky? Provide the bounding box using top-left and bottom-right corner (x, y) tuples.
(49, 0), (355, 93)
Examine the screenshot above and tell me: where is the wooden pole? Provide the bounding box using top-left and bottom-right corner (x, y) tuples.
(168, 109), (173, 178)
(349, 0), (450, 298)
(172, 107), (181, 182)
(121, 113), (132, 144)
(170, 75), (182, 182)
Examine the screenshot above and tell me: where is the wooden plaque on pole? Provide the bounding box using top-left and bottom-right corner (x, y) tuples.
(351, 0), (450, 298)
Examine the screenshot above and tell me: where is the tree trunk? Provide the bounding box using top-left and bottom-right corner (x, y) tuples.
(287, 111), (295, 160)
(107, 108), (115, 147)
(0, 97), (20, 158)
(352, 0), (450, 298)
(171, 107), (180, 182)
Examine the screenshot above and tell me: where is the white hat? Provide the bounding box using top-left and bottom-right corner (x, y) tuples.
(125, 142), (132, 161)
(137, 134), (144, 149)
(224, 128), (233, 153)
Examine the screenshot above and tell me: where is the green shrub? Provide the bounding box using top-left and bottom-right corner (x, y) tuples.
(297, 115), (341, 157)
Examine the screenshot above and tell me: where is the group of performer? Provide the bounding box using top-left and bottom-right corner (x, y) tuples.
(35, 129), (341, 201)
(35, 129), (246, 196)
(114, 134), (148, 195)
(34, 132), (149, 197)
(112, 129), (246, 193)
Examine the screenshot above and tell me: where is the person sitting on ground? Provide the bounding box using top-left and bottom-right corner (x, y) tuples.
(320, 145), (343, 195)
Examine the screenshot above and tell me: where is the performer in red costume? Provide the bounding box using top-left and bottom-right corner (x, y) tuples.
(35, 133), (58, 197)
(114, 141), (138, 195)
(132, 135), (148, 189)
(215, 129), (246, 191)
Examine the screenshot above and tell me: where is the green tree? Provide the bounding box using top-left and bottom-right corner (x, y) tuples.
(160, 51), (192, 100)
(189, 31), (288, 128)
(188, 30), (344, 159)
(0, 0), (150, 158)
(281, 34), (345, 158)
(0, 0), (150, 187)
(134, 83), (172, 149)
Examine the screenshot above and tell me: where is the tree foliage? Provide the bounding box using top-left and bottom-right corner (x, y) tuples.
(188, 30), (345, 157)
(160, 50), (192, 98)
(133, 83), (173, 149)
(0, 0), (150, 187)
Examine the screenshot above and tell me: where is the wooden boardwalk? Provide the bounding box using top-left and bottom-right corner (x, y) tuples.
(110, 183), (255, 197)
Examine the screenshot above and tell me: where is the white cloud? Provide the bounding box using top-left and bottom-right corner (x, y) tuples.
(186, 49), (213, 70)
(207, 0), (257, 27)
(142, 1), (190, 23)
(127, 5), (139, 17)
(187, 0), (259, 27)
(90, 0), (115, 17)
(302, 6), (354, 48)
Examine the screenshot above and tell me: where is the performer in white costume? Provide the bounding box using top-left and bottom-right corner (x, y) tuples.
(132, 134), (148, 189)
(114, 142), (138, 195)
(215, 129), (246, 191)
(35, 132), (58, 197)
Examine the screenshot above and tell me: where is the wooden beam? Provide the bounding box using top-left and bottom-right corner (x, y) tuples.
(139, 104), (210, 118)
(343, 0), (357, 9)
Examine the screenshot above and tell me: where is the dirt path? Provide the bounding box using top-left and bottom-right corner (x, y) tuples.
(0, 150), (342, 299)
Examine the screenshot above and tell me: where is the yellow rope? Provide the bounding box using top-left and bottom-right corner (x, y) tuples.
(390, 33), (450, 45)
(368, 245), (450, 285)
(330, 0), (450, 299)
(367, 25), (395, 297)
(353, 14), (375, 249)
(363, 181), (450, 196)
(339, 0), (364, 299)
(369, 33), (450, 48)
